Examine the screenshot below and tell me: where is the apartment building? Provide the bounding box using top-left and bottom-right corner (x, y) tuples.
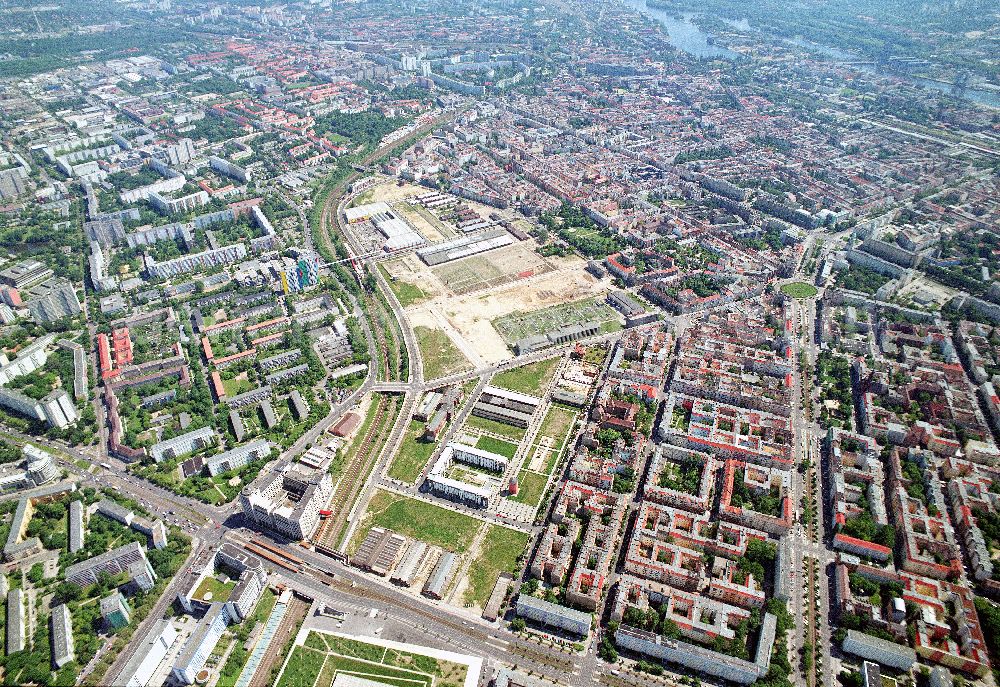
(65, 541), (156, 591)
(240, 465), (333, 540)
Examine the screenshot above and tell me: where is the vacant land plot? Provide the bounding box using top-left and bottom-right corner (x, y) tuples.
(510, 469), (548, 508)
(404, 253), (608, 366)
(382, 254), (448, 300)
(493, 296), (619, 346)
(390, 201), (445, 243)
(475, 435), (518, 459)
(525, 404), (578, 474)
(387, 420), (438, 483)
(414, 326), (471, 380)
(464, 526), (531, 607)
(223, 376), (254, 396)
(434, 243), (556, 295)
(780, 281), (819, 299)
(349, 489), (482, 555)
(379, 265), (428, 307)
(490, 357), (560, 396)
(464, 413), (527, 443)
(402, 201), (455, 240)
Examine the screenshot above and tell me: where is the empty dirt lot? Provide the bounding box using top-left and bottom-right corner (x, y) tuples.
(393, 246), (611, 365)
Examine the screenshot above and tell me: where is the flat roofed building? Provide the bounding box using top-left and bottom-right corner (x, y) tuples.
(480, 386), (541, 413)
(516, 595), (590, 636)
(493, 669), (550, 687)
(50, 603), (75, 668)
(471, 401), (533, 428)
(69, 499), (84, 553)
(101, 592), (132, 629)
(0, 259), (52, 290)
(116, 619), (179, 687)
(6, 588), (24, 655)
(229, 409), (246, 442)
(97, 498), (134, 526)
(289, 389), (309, 420)
(425, 471), (492, 509)
(445, 442), (509, 473)
(204, 439), (270, 477)
(25, 277), (82, 323)
(65, 541), (156, 590)
(150, 426), (216, 463)
(4, 497), (41, 562)
(483, 573), (513, 622)
(614, 617), (775, 686)
(172, 604), (231, 685)
(259, 401), (278, 430)
(240, 466), (333, 540)
(842, 629), (917, 671)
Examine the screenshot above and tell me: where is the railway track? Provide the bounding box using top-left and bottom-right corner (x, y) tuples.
(313, 392), (395, 551)
(367, 293), (402, 382)
(247, 595), (310, 687)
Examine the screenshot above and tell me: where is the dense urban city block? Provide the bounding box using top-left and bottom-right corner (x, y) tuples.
(0, 0), (998, 686)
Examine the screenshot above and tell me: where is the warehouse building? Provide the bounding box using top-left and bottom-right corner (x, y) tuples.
(514, 321), (601, 355)
(390, 541), (428, 587)
(352, 528), (408, 577)
(472, 386), (540, 428)
(416, 229), (514, 266)
(422, 551), (457, 599)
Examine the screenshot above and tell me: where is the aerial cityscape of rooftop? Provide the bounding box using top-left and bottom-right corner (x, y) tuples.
(0, 0), (998, 686)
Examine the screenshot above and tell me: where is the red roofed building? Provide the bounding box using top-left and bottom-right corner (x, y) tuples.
(718, 459), (793, 536)
(202, 317), (246, 336)
(214, 348), (257, 370)
(250, 332), (284, 348)
(210, 370), (226, 401)
(201, 336), (214, 362)
(245, 316), (289, 334)
(98, 333), (117, 380)
(331, 412), (362, 437)
(112, 328), (133, 367)
(832, 533), (892, 562)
